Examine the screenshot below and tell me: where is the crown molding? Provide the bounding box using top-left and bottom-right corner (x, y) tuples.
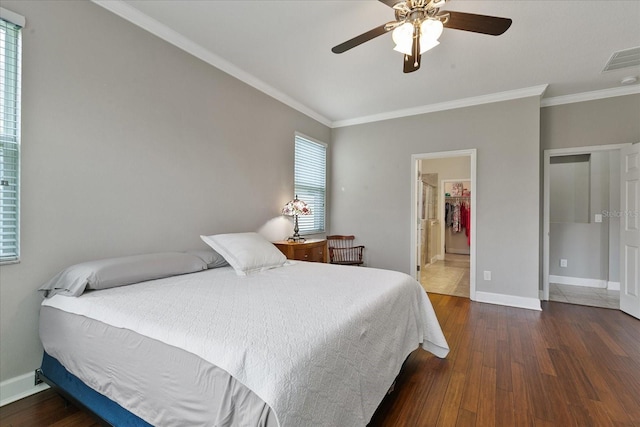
(331, 84), (549, 128)
(90, 0), (332, 127)
(540, 85), (640, 108)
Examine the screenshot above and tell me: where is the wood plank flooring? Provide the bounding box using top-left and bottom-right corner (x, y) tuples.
(2, 294), (639, 426)
(369, 294), (640, 426)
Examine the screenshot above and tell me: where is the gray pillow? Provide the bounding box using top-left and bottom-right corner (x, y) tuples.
(185, 249), (229, 269)
(39, 252), (208, 298)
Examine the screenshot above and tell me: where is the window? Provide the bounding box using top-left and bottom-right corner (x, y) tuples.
(294, 134), (326, 235)
(0, 14), (22, 263)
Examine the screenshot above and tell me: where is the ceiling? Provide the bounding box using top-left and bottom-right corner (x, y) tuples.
(94, 0), (640, 127)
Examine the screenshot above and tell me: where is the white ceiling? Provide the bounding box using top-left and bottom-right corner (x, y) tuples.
(94, 0), (640, 126)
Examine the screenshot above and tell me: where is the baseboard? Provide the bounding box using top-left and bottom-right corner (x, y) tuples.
(474, 291), (542, 311)
(0, 372), (49, 407)
(446, 249), (470, 255)
(549, 275), (607, 289)
(607, 281), (620, 291)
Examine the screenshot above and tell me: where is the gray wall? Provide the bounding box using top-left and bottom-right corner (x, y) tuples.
(330, 97), (541, 300)
(541, 94), (640, 151)
(541, 94), (640, 285)
(0, 0), (330, 383)
(549, 152), (612, 280)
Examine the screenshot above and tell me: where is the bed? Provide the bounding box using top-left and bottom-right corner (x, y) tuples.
(38, 233), (449, 426)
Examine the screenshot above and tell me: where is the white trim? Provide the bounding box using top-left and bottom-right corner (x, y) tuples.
(608, 281), (621, 291)
(549, 275), (607, 289)
(542, 143), (629, 303)
(410, 149), (476, 301)
(445, 248), (471, 255)
(0, 7), (26, 27)
(90, 0), (332, 127)
(475, 291), (542, 311)
(541, 85), (640, 108)
(0, 372), (49, 407)
(294, 131), (328, 148)
(545, 144), (628, 157)
(333, 85), (548, 128)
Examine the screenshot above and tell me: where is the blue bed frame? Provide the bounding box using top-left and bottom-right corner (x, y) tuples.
(36, 352), (152, 427)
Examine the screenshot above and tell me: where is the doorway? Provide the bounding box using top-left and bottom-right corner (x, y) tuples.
(543, 144), (625, 309)
(411, 150), (476, 300)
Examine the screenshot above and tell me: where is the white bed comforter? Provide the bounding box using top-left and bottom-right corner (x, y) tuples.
(43, 261), (449, 427)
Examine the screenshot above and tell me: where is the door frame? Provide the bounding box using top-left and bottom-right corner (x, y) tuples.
(410, 149), (477, 301)
(542, 143), (628, 301)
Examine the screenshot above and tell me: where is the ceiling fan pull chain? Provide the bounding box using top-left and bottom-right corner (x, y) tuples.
(413, 25), (419, 67)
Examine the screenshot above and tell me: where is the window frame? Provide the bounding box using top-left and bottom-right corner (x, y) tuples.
(0, 9), (23, 264)
(294, 132), (327, 236)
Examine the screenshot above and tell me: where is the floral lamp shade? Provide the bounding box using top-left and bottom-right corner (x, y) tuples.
(282, 195), (311, 242)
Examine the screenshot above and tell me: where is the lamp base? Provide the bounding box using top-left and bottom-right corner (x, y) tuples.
(287, 214), (306, 242)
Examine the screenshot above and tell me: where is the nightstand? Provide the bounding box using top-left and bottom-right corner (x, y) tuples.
(273, 239), (328, 263)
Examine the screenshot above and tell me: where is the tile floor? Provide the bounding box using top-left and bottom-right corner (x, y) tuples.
(549, 283), (619, 309)
(420, 253), (470, 298)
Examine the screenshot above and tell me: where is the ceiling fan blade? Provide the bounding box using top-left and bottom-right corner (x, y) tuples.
(443, 11), (512, 36)
(403, 36), (421, 73)
(331, 24), (391, 54)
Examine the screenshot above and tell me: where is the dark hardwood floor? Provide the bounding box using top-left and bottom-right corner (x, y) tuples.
(2, 294), (639, 426)
(0, 387), (100, 427)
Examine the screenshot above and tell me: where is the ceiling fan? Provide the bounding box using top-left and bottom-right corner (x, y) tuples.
(331, 0), (512, 73)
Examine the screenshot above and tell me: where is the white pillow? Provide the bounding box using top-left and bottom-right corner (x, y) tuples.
(200, 232), (286, 276)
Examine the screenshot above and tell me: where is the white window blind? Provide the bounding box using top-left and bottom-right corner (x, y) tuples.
(0, 17), (21, 262)
(294, 134), (326, 235)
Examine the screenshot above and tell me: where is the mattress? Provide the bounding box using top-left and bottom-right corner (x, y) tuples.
(40, 261), (449, 426)
(40, 306), (276, 426)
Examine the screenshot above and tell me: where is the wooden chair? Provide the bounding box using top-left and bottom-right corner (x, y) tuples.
(326, 235), (365, 266)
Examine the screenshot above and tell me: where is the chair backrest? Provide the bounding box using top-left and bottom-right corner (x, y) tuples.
(326, 235), (364, 265)
(326, 235), (356, 250)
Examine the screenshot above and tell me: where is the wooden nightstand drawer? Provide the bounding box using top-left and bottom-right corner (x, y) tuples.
(273, 239), (327, 263)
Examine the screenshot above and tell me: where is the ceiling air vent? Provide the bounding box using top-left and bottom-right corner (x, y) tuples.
(603, 46), (640, 72)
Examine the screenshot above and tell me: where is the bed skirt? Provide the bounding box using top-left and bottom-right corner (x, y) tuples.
(37, 352), (151, 427)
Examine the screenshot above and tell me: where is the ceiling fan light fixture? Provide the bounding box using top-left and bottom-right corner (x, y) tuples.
(392, 22), (414, 55)
(393, 43), (413, 55)
(418, 19), (443, 53)
(331, 0), (512, 73)
(421, 19), (444, 41)
(419, 38), (440, 54)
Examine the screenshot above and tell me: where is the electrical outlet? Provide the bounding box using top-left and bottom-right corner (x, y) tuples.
(560, 259), (568, 268)
(483, 271), (492, 280)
